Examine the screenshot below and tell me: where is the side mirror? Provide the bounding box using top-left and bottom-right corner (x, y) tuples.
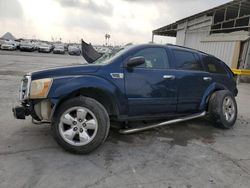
(125, 56), (145, 68)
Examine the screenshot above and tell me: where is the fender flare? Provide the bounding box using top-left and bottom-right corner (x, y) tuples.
(199, 82), (228, 111)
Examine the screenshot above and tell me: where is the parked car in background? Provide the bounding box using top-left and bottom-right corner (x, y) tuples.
(53, 45), (65, 54)
(0, 39), (5, 47)
(14, 41), (20, 49)
(13, 43), (238, 154)
(33, 42), (41, 51)
(94, 46), (112, 55)
(68, 45), (81, 55)
(0, 40), (17, 50)
(20, 40), (35, 51)
(38, 43), (52, 53)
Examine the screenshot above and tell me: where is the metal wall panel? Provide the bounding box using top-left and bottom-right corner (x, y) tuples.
(176, 29), (185, 45)
(174, 14), (241, 67)
(184, 28), (210, 49)
(176, 28), (236, 67)
(199, 41), (236, 67)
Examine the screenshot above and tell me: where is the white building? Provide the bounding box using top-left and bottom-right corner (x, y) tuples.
(153, 0), (250, 70)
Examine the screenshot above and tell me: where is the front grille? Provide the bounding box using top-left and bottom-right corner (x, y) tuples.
(19, 75), (31, 101)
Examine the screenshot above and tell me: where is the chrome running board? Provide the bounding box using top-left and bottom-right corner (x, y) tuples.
(119, 111), (206, 134)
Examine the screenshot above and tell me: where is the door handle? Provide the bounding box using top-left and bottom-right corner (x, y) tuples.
(203, 77), (212, 81)
(163, 75), (175, 80)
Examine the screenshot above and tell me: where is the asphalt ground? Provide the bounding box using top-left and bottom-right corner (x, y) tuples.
(0, 50), (250, 188)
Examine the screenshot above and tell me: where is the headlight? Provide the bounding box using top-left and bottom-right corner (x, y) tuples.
(30, 78), (53, 99)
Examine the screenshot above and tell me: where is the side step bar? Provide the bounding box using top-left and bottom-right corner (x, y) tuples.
(119, 111), (206, 134)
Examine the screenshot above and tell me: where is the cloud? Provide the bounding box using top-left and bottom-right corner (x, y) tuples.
(0, 0), (23, 19)
(144, 0), (231, 28)
(122, 0), (163, 2)
(56, 0), (82, 7)
(0, 0), (232, 45)
(64, 13), (111, 32)
(56, 0), (114, 16)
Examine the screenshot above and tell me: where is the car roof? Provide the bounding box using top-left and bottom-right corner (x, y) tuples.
(129, 43), (209, 56)
(166, 43), (212, 56)
(129, 43), (167, 49)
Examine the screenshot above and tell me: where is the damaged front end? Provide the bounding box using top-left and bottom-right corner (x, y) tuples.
(12, 75), (53, 123)
(13, 39), (104, 123)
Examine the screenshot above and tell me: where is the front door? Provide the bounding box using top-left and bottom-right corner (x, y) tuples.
(124, 47), (177, 116)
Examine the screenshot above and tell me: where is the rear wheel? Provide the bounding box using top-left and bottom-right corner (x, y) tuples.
(52, 96), (110, 154)
(208, 90), (237, 129)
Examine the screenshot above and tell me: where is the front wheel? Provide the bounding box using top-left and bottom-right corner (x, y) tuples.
(52, 97), (110, 154)
(208, 90), (237, 129)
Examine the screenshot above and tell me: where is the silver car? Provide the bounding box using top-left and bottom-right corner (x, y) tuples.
(53, 45), (65, 54)
(0, 40), (16, 50)
(38, 43), (52, 53)
(20, 40), (35, 51)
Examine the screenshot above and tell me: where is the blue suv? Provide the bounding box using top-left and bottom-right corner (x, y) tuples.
(13, 43), (238, 154)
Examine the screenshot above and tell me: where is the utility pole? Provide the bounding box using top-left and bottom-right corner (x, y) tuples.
(105, 34), (110, 46)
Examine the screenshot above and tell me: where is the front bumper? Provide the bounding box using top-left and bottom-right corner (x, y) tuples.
(69, 51), (80, 55)
(1, 45), (15, 50)
(53, 50), (65, 54)
(39, 48), (50, 53)
(20, 46), (33, 51)
(13, 99), (53, 122)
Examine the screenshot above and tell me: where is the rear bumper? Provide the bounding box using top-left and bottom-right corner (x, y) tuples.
(12, 106), (27, 119)
(53, 50), (65, 54)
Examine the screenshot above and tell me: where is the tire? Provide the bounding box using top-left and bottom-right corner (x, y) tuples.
(51, 96), (110, 154)
(208, 90), (237, 129)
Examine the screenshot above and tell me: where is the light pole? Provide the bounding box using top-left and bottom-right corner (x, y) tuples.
(105, 34), (110, 46)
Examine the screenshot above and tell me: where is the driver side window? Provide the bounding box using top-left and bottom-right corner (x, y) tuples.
(132, 47), (169, 69)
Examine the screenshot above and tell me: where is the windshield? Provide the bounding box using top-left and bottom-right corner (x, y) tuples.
(92, 47), (125, 64)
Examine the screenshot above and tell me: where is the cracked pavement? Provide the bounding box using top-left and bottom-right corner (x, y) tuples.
(0, 50), (250, 188)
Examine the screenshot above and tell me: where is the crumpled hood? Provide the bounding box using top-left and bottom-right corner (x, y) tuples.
(31, 64), (101, 80)
(81, 39), (102, 63)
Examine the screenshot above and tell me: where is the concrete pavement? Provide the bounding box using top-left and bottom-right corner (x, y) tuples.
(0, 50), (250, 188)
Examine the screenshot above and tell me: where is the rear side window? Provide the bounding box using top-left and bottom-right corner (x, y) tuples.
(173, 50), (203, 71)
(133, 47), (169, 69)
(202, 56), (227, 74)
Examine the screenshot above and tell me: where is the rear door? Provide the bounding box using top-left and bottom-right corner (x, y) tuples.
(171, 49), (212, 113)
(124, 47), (177, 116)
